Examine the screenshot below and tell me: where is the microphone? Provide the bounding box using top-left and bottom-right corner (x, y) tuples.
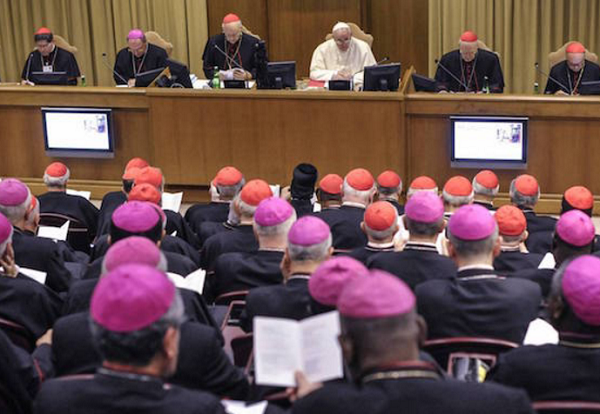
(213, 44), (243, 70)
(534, 62), (571, 95)
(376, 56), (390, 65)
(435, 58), (470, 92)
(24, 52), (34, 82)
(102, 53), (128, 85)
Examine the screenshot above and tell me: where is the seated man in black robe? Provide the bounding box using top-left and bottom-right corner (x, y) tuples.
(38, 162), (99, 242)
(435, 31), (504, 93)
(488, 255), (600, 403)
(545, 41), (600, 95)
(202, 13), (262, 80)
(472, 169), (500, 211)
(291, 271), (534, 414)
(113, 29), (168, 87)
(21, 27), (80, 86)
(416, 204), (541, 344)
(346, 201), (396, 265)
(375, 170), (404, 215)
(34, 264), (225, 414)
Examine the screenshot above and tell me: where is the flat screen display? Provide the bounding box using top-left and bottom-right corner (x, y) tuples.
(450, 116), (528, 169)
(42, 107), (115, 158)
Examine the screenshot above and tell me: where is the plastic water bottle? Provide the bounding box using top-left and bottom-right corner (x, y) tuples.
(482, 76), (490, 94)
(81, 75), (87, 87)
(533, 82), (539, 94)
(211, 67), (220, 89)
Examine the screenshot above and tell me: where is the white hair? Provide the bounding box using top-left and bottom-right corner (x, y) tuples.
(442, 190), (474, 207)
(25, 197), (39, 227)
(472, 177), (499, 197)
(234, 194), (258, 219)
(407, 187), (438, 198)
(253, 211), (297, 238)
(288, 234), (332, 262)
(0, 191), (32, 224)
(332, 22), (351, 34)
(364, 222), (397, 241)
(43, 169), (70, 188)
(342, 180), (375, 205)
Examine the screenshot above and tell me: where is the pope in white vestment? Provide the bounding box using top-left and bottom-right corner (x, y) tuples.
(309, 22), (377, 88)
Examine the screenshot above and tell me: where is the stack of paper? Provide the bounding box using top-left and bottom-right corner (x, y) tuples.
(162, 192), (183, 213)
(66, 189), (92, 200)
(37, 221), (70, 241)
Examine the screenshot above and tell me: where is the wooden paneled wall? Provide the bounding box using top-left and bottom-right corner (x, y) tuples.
(206, 0), (429, 77)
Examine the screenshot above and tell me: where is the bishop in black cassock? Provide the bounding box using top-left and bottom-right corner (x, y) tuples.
(113, 29), (168, 86)
(544, 41), (600, 95)
(435, 31), (504, 93)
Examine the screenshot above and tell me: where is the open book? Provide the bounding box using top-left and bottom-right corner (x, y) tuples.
(254, 311), (343, 387)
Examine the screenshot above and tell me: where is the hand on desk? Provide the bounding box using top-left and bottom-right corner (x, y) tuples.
(333, 70), (352, 81)
(127, 79), (136, 88)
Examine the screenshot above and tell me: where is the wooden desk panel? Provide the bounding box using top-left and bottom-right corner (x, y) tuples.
(404, 93), (600, 196)
(148, 89), (405, 185)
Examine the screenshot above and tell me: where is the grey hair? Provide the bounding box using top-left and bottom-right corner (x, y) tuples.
(90, 288), (185, 366)
(406, 187), (438, 198)
(288, 233), (332, 262)
(253, 211), (297, 238)
(100, 250), (168, 276)
(405, 217), (444, 237)
(510, 179), (540, 208)
(0, 191), (32, 224)
(377, 184), (403, 197)
(217, 179), (245, 200)
(25, 197), (40, 227)
(234, 194), (258, 218)
(442, 190), (474, 207)
(448, 226), (499, 258)
(43, 170), (70, 188)
(472, 178), (499, 197)
(364, 222), (398, 241)
(342, 180), (374, 204)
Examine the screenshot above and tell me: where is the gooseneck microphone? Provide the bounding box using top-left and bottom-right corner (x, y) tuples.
(102, 53), (128, 85)
(376, 56), (390, 65)
(213, 44), (243, 70)
(534, 62), (571, 95)
(434, 58), (470, 91)
(24, 52), (34, 82)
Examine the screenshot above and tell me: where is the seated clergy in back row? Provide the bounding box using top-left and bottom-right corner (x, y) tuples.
(544, 41), (600, 95)
(310, 22), (376, 89)
(435, 31), (504, 93)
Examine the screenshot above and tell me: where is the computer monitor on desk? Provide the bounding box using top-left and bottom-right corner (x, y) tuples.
(29, 71), (69, 86)
(363, 63), (401, 91)
(266, 61), (296, 89)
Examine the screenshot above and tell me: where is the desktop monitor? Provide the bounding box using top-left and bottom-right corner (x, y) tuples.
(164, 58), (193, 88)
(450, 116), (528, 169)
(266, 61), (296, 89)
(42, 107), (115, 158)
(135, 67), (166, 87)
(412, 73), (439, 92)
(29, 71), (68, 86)
(363, 63), (401, 91)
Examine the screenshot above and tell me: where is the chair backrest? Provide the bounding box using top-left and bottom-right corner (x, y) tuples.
(549, 41), (599, 69)
(533, 401), (600, 413)
(215, 290), (249, 306)
(476, 39), (501, 60)
(423, 337), (518, 380)
(325, 22), (374, 48)
(53, 34), (78, 54)
(38, 212), (91, 254)
(0, 317), (34, 353)
(230, 333), (253, 369)
(0, 380), (28, 414)
(241, 25), (261, 41)
(145, 31), (173, 57)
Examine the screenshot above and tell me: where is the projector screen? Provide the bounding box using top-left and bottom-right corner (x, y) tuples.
(450, 116), (528, 169)
(42, 107), (115, 158)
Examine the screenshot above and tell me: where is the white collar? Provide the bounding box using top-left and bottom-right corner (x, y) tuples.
(367, 241), (395, 249)
(342, 201), (367, 209)
(457, 264), (494, 272)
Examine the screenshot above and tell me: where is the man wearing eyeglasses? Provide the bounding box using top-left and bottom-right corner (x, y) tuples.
(21, 27), (80, 86)
(309, 22), (376, 88)
(113, 29), (168, 87)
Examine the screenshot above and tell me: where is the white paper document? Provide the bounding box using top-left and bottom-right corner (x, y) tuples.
(222, 401), (267, 414)
(19, 267), (47, 284)
(162, 192), (183, 213)
(538, 252), (556, 269)
(269, 185), (281, 198)
(66, 189), (92, 200)
(37, 221), (70, 241)
(254, 311), (343, 387)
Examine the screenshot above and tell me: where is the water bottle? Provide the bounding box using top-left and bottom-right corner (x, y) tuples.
(81, 75), (87, 87)
(533, 82), (539, 94)
(482, 76), (490, 94)
(211, 66), (220, 89)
